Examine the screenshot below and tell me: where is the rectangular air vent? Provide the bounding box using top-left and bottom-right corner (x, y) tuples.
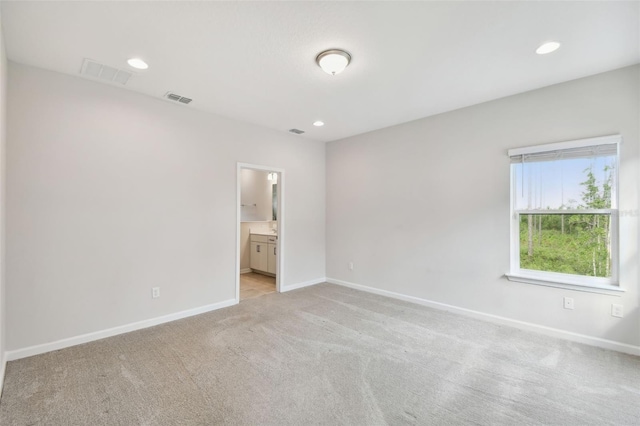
(165, 92), (192, 105)
(289, 128), (305, 135)
(80, 59), (132, 85)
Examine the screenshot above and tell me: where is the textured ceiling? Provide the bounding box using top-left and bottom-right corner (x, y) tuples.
(1, 1), (638, 142)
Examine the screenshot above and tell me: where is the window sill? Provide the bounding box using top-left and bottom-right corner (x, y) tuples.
(505, 272), (624, 296)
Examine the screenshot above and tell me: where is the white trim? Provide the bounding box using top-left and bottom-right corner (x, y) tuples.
(327, 278), (640, 357)
(0, 352), (6, 397)
(280, 277), (325, 292)
(515, 209), (614, 215)
(505, 272), (624, 295)
(236, 163), (285, 299)
(240, 268), (252, 274)
(508, 134), (621, 157)
(6, 298), (237, 361)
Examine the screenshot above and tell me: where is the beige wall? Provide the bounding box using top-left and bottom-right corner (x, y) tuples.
(327, 65), (640, 347)
(6, 63), (326, 351)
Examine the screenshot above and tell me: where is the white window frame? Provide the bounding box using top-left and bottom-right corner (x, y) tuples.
(505, 135), (624, 295)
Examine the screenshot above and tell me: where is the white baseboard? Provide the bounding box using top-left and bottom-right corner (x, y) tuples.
(281, 277), (326, 292)
(327, 277), (640, 357)
(240, 268), (252, 274)
(0, 351), (6, 397)
(6, 298), (238, 361)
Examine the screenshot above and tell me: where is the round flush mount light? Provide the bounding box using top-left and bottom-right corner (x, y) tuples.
(127, 57), (149, 70)
(316, 49), (351, 75)
(536, 41), (561, 55)
(313, 121), (325, 127)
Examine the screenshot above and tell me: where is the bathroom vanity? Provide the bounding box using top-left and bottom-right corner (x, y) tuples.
(250, 233), (277, 276)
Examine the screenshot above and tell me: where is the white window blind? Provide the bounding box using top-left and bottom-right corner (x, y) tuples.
(509, 136), (619, 212)
(509, 143), (618, 164)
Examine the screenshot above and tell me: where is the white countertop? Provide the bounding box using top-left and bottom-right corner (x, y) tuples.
(250, 232), (278, 237)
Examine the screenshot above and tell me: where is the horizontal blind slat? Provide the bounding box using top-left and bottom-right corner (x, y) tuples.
(510, 143), (617, 164)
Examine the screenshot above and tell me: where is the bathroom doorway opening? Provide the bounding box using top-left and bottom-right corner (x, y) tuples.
(236, 163), (284, 302)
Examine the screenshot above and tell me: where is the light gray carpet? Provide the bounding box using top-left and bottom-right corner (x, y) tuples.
(1, 283), (639, 425)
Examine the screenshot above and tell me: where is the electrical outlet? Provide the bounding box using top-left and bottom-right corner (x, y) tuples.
(611, 304), (623, 318)
(563, 297), (574, 310)
(152, 287), (160, 299)
(348, 261), (354, 271)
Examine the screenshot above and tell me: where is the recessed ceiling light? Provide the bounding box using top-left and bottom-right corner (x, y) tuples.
(313, 121), (325, 127)
(127, 57), (149, 70)
(316, 49), (351, 75)
(536, 41), (561, 55)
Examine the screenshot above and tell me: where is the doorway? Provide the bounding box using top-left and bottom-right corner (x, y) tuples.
(236, 163), (284, 302)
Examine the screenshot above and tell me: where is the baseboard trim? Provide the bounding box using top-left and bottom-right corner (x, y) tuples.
(327, 278), (640, 357)
(6, 298), (238, 361)
(281, 277), (326, 292)
(0, 351), (7, 398)
(240, 268), (252, 274)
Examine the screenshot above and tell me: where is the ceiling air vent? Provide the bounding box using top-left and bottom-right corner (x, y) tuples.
(165, 92), (192, 105)
(289, 128), (305, 135)
(80, 59), (132, 85)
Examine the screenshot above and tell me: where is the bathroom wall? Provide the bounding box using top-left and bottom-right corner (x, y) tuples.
(240, 169), (274, 222)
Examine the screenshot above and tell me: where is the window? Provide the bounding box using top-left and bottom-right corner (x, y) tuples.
(506, 135), (621, 292)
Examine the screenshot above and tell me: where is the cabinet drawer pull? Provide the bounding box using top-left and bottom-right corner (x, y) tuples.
(257, 245), (261, 253)
(274, 247), (276, 255)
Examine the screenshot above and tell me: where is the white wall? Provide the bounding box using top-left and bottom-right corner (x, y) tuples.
(327, 65), (640, 348)
(6, 63), (325, 351)
(0, 11), (7, 390)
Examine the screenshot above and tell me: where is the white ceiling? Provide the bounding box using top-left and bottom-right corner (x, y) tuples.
(1, 1), (638, 143)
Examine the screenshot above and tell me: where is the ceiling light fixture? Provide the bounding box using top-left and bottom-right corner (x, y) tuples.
(316, 49), (351, 75)
(313, 121), (325, 127)
(127, 57), (149, 70)
(535, 41), (561, 55)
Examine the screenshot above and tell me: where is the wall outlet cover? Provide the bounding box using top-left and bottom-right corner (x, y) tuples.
(611, 304), (623, 318)
(563, 297), (574, 310)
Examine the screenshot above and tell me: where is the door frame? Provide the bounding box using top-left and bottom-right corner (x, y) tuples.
(236, 162), (285, 302)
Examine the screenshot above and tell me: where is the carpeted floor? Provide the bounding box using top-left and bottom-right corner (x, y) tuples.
(1, 283), (639, 425)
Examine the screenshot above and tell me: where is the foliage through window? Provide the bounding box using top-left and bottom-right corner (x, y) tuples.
(508, 135), (620, 288)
